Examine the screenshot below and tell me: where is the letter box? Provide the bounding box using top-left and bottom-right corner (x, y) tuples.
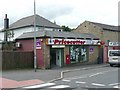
(66, 54), (70, 65)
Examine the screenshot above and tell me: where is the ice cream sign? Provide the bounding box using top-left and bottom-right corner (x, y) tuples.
(36, 39), (41, 49)
(46, 38), (101, 45)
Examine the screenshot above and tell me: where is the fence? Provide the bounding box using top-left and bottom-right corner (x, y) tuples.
(1, 51), (34, 70)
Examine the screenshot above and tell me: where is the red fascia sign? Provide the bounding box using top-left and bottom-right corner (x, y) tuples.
(47, 39), (101, 45)
(113, 46), (120, 50)
(54, 39), (85, 45)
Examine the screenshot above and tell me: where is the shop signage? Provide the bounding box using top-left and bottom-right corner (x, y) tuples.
(109, 42), (120, 46)
(36, 39), (41, 49)
(46, 38), (101, 45)
(89, 46), (94, 54)
(113, 46), (120, 50)
(52, 45), (65, 48)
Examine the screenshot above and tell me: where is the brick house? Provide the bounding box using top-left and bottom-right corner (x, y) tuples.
(0, 14), (62, 41)
(74, 21), (119, 45)
(73, 21), (120, 63)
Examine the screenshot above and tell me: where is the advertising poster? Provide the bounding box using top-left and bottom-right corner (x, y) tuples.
(36, 39), (41, 49)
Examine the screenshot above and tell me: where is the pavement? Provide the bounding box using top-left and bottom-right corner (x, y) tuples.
(0, 63), (109, 89)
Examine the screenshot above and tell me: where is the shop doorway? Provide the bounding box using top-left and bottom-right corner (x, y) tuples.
(50, 48), (64, 68)
(98, 47), (104, 64)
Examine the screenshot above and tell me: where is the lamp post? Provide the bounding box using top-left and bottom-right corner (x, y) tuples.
(34, 0), (37, 72)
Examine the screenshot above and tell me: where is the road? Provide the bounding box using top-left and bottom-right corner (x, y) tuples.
(22, 66), (120, 90)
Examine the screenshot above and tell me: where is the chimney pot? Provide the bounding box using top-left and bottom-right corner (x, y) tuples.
(5, 14), (7, 19)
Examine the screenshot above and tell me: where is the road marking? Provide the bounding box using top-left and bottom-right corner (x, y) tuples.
(109, 83), (120, 86)
(76, 81), (86, 84)
(89, 72), (103, 77)
(62, 79), (71, 82)
(113, 85), (120, 88)
(65, 76), (87, 80)
(92, 83), (105, 87)
(89, 69), (117, 78)
(64, 68), (117, 80)
(23, 83), (55, 89)
(49, 85), (70, 89)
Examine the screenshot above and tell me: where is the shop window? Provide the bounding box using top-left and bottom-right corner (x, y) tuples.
(70, 46), (88, 63)
(81, 47), (87, 62)
(70, 46), (79, 63)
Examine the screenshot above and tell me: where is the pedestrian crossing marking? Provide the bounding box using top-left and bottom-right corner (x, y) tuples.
(113, 85), (120, 88)
(22, 80), (120, 89)
(76, 81), (86, 84)
(23, 83), (55, 89)
(109, 83), (120, 86)
(91, 83), (105, 87)
(62, 79), (71, 82)
(49, 85), (70, 89)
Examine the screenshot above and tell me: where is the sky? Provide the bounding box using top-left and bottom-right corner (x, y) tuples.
(0, 0), (119, 29)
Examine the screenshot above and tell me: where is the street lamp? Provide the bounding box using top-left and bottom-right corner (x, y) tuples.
(34, 0), (37, 72)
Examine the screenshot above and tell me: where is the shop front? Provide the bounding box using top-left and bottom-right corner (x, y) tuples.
(16, 30), (102, 69)
(46, 38), (101, 68)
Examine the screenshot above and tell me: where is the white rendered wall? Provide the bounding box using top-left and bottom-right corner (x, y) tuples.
(0, 26), (62, 41)
(12, 27), (33, 40)
(0, 32), (4, 41)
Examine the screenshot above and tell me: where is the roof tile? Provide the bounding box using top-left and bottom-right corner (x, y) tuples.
(9, 14), (61, 30)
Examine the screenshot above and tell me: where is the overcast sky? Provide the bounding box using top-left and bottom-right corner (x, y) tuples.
(0, 0), (119, 29)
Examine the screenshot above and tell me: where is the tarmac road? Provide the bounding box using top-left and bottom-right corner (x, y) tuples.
(21, 65), (120, 90)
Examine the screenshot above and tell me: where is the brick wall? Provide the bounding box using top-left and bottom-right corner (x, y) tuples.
(74, 21), (119, 45)
(74, 21), (102, 39)
(64, 46), (69, 66)
(44, 38), (50, 69)
(88, 46), (99, 64)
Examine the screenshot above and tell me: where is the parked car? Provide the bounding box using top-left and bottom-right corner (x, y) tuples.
(108, 50), (120, 67)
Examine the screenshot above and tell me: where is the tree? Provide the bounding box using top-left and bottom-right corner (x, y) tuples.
(62, 25), (72, 32)
(7, 30), (14, 41)
(4, 29), (14, 42)
(3, 29), (15, 50)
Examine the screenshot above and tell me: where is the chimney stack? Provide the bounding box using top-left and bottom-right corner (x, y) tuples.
(4, 14), (9, 29)
(4, 14), (9, 42)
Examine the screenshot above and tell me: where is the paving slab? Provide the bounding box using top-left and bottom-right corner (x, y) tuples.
(0, 77), (44, 88)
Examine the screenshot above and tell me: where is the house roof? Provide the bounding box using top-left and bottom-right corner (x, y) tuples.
(88, 21), (119, 31)
(9, 14), (61, 30)
(16, 31), (99, 40)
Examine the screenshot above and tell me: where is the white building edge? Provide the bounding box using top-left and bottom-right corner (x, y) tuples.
(0, 14), (62, 41)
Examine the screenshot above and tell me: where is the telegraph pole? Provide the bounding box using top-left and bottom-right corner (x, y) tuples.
(34, 0), (37, 72)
